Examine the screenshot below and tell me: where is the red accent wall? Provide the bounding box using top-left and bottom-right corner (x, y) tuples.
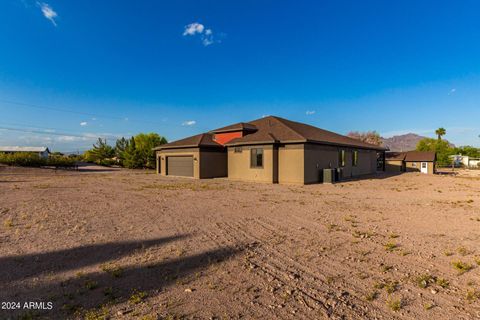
(214, 131), (243, 145)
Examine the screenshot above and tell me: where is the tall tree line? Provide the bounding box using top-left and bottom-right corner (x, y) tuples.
(84, 133), (167, 168)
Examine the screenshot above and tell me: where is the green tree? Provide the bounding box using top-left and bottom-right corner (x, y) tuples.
(122, 137), (142, 168)
(416, 138), (453, 166)
(83, 138), (115, 164)
(115, 137), (129, 164)
(435, 127), (446, 140)
(453, 146), (480, 158)
(133, 133), (167, 168)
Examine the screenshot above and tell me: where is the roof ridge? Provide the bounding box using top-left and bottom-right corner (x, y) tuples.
(266, 116), (306, 141)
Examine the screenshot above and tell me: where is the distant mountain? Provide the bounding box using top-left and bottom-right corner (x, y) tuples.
(381, 133), (428, 152)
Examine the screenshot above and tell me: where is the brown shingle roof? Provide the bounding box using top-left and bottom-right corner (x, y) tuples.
(210, 122), (258, 133)
(404, 151), (436, 162)
(226, 116), (386, 150)
(385, 152), (407, 161)
(153, 133), (223, 150)
(385, 151), (436, 162)
(156, 116), (387, 151)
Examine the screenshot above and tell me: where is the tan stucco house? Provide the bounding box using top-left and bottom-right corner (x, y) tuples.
(154, 116), (386, 184)
(385, 151), (436, 174)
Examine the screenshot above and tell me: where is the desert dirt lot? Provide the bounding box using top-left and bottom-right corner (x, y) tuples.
(1, 166), (480, 320)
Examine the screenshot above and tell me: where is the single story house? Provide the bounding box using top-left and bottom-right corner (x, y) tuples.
(450, 155), (480, 168)
(385, 151), (436, 174)
(154, 116), (386, 184)
(0, 146), (50, 159)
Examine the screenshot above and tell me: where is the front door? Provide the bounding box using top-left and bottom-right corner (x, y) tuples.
(421, 162), (428, 174)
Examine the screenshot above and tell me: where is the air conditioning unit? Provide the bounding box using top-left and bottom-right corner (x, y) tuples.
(322, 168), (336, 184)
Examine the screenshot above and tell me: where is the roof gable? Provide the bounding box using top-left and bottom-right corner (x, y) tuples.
(154, 133), (223, 150)
(210, 122), (257, 133)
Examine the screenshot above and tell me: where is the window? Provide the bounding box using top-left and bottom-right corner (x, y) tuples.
(412, 162), (417, 167)
(339, 149), (345, 167)
(352, 150), (358, 167)
(250, 148), (263, 168)
(234, 147), (242, 153)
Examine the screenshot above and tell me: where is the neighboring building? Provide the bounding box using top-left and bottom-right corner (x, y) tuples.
(450, 155), (480, 168)
(154, 116), (386, 184)
(385, 151), (436, 174)
(0, 146), (50, 159)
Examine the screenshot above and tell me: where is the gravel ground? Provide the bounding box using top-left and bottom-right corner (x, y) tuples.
(1, 166), (480, 319)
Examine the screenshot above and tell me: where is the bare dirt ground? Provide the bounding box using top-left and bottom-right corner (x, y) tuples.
(1, 166), (480, 319)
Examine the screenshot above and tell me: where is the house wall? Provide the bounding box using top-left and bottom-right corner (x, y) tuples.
(199, 149), (228, 178)
(304, 144), (377, 184)
(227, 145), (275, 183)
(278, 144), (304, 184)
(352, 149), (377, 176)
(385, 160), (404, 172)
(405, 161), (435, 174)
(304, 144), (339, 184)
(156, 148), (200, 178)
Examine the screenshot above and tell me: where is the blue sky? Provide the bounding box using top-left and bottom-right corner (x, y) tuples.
(1, 0), (480, 151)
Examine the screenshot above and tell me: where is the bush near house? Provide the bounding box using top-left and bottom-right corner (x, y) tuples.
(453, 146), (480, 158)
(0, 152), (76, 167)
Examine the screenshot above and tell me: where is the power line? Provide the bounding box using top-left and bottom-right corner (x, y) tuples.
(0, 121), (120, 137)
(0, 98), (181, 127)
(0, 126), (120, 140)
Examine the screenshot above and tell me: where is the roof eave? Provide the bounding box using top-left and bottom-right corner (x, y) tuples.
(154, 144), (224, 150)
(210, 128), (257, 134)
(225, 139), (386, 150)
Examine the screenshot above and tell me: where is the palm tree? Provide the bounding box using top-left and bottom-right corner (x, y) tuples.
(435, 127), (446, 140)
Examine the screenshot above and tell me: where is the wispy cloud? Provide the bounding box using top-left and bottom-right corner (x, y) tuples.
(183, 22), (204, 36)
(36, 2), (58, 26)
(448, 88), (457, 95)
(306, 110), (316, 115)
(183, 22), (220, 46)
(182, 120), (196, 126)
(80, 121), (88, 126)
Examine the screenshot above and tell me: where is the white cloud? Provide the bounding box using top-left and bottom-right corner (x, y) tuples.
(448, 88), (457, 95)
(80, 121), (88, 126)
(182, 120), (196, 126)
(183, 22), (219, 46)
(56, 136), (78, 142)
(183, 23), (205, 36)
(37, 2), (58, 26)
(306, 110), (316, 115)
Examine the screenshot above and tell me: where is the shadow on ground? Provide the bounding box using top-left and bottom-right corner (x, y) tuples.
(0, 236), (187, 284)
(0, 235), (243, 319)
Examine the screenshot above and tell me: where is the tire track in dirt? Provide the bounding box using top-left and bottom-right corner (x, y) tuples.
(250, 214), (477, 319)
(248, 214), (479, 319)
(216, 219), (376, 319)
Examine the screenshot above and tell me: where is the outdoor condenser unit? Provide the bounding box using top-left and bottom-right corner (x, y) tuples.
(322, 168), (336, 184)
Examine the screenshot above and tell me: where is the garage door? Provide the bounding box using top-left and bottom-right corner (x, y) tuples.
(167, 156), (194, 177)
